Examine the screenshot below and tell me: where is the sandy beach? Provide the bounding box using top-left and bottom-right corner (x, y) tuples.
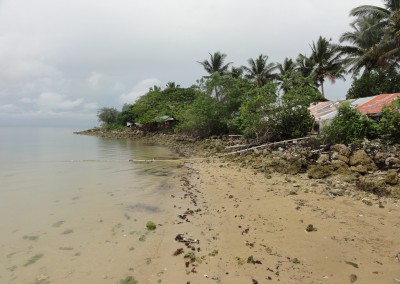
(132, 159), (400, 284)
(2, 154), (400, 284)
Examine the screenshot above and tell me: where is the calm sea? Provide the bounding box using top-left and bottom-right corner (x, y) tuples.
(0, 127), (180, 283)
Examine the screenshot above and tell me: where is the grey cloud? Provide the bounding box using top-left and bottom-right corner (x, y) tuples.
(0, 0), (383, 126)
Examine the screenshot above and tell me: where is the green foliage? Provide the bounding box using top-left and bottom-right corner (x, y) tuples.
(323, 102), (380, 144)
(103, 123), (126, 131)
(347, 67), (400, 99)
(117, 104), (137, 125)
(119, 276), (138, 284)
(238, 83), (313, 142)
(199, 73), (257, 133)
(97, 107), (120, 125)
(281, 75), (323, 104)
(237, 86), (276, 138)
(146, 221), (156, 231)
(380, 98), (400, 139)
(176, 93), (228, 138)
(309, 36), (345, 97)
(131, 87), (199, 124)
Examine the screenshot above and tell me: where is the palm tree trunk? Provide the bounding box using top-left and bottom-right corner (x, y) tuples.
(320, 81), (325, 98)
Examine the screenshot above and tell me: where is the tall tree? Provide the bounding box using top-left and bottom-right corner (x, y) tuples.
(296, 53), (315, 78)
(276, 57), (297, 92)
(339, 15), (384, 74)
(309, 37), (345, 97)
(350, 0), (400, 65)
(242, 54), (277, 87)
(197, 52), (232, 77)
(165, 82), (180, 89)
(229, 66), (244, 79)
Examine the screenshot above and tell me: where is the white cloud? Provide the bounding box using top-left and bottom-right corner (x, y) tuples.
(87, 72), (105, 89)
(36, 92), (83, 111)
(19, 97), (33, 104)
(0, 104), (20, 113)
(83, 102), (98, 111)
(119, 78), (162, 104)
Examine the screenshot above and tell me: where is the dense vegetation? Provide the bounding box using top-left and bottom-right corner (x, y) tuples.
(98, 0), (400, 144)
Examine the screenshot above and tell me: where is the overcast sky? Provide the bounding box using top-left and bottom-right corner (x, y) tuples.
(0, 0), (383, 128)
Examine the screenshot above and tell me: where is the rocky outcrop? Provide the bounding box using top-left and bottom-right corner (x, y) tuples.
(307, 165), (333, 179)
(349, 150), (377, 171)
(77, 128), (400, 197)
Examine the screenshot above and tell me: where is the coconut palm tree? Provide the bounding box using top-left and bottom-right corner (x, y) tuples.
(229, 66), (244, 79)
(275, 58), (297, 93)
(197, 52), (232, 77)
(309, 36), (346, 97)
(295, 54), (315, 78)
(339, 15), (384, 74)
(149, 85), (161, 92)
(350, 0), (400, 65)
(165, 82), (180, 89)
(242, 54), (277, 87)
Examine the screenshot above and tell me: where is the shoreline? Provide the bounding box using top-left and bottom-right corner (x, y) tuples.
(134, 159), (400, 283)
(75, 128), (400, 283)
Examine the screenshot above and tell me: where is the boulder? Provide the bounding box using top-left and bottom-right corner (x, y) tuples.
(331, 152), (350, 163)
(337, 154), (350, 164)
(385, 169), (399, 185)
(307, 165), (333, 179)
(316, 154), (330, 165)
(330, 144), (351, 157)
(287, 158), (308, 175)
(350, 165), (369, 174)
(357, 176), (389, 195)
(349, 150), (377, 171)
(331, 160), (350, 174)
(385, 157), (400, 168)
(264, 158), (288, 174)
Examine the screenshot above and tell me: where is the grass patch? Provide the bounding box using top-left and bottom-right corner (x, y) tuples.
(292, 257), (301, 264)
(23, 254), (44, 267)
(208, 249), (218, 256)
(112, 223), (123, 235)
(139, 234), (147, 242)
(23, 235), (39, 241)
(146, 221), (156, 231)
(184, 252), (202, 264)
(119, 276), (138, 284)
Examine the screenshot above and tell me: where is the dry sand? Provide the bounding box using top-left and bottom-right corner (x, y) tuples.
(135, 159), (400, 284)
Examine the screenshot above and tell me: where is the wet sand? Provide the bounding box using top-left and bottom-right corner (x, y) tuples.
(2, 159), (400, 283)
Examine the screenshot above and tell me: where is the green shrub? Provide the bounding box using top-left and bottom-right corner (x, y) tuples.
(146, 221), (156, 231)
(97, 107), (120, 124)
(239, 93), (313, 142)
(323, 103), (380, 144)
(379, 98), (400, 139)
(176, 94), (228, 138)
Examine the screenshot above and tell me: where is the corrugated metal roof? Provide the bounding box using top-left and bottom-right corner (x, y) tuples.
(309, 101), (340, 120)
(309, 93), (400, 121)
(357, 93), (400, 115)
(351, 96), (375, 108)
